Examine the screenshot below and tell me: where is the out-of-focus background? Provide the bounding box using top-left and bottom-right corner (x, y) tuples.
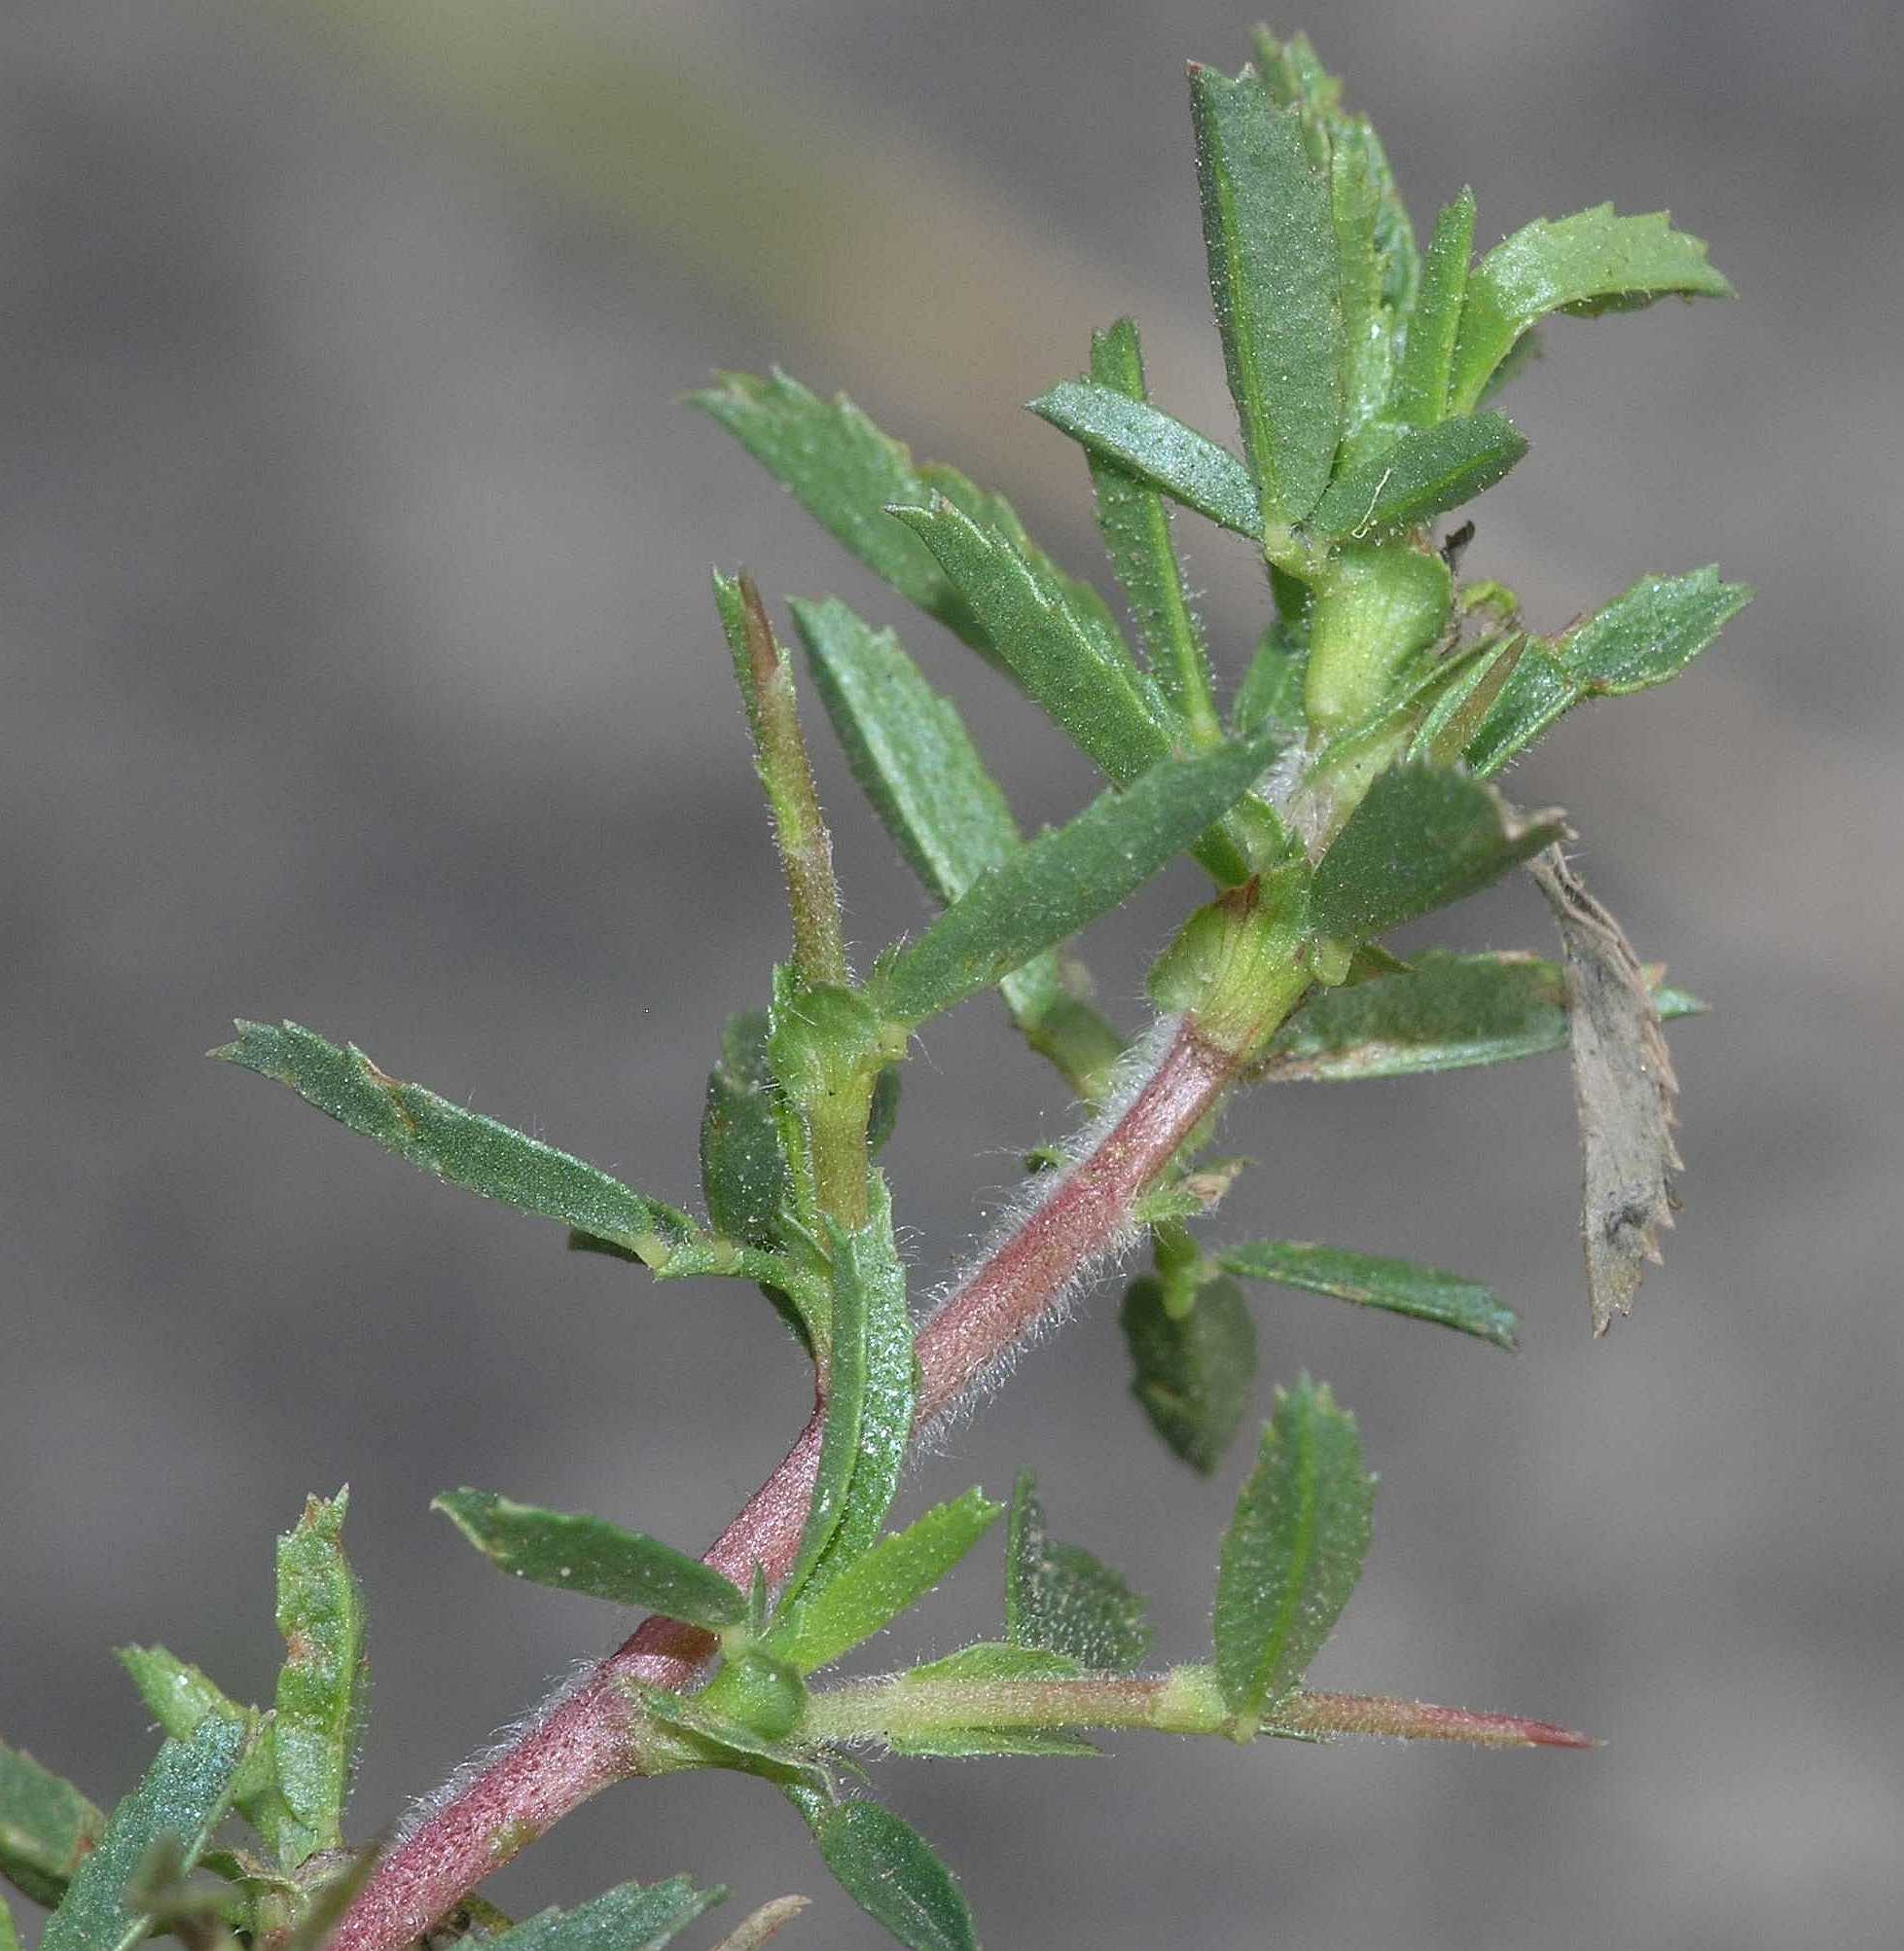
(3, 3), (1898, 1946)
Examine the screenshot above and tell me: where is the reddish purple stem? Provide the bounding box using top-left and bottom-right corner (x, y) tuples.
(332, 1018), (1238, 1951)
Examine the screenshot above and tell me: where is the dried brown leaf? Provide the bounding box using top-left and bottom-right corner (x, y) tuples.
(707, 1895), (809, 1951)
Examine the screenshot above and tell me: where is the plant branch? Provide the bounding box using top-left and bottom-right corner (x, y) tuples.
(330, 1011), (1247, 1951)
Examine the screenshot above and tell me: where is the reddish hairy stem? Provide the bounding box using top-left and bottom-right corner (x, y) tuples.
(333, 1017), (1238, 1951)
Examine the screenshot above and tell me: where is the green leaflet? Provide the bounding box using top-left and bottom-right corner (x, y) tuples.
(1393, 190), (1477, 425)
(1231, 624), (1309, 747)
(1308, 763), (1567, 940)
(1465, 568), (1753, 777)
(216, 1022), (697, 1268)
(780, 1177), (914, 1608)
(641, 1693), (827, 1794)
(41, 1719), (250, 1951)
(114, 1649), (292, 1860)
(1026, 379), (1261, 539)
(1327, 121), (1395, 438)
(807, 1801), (977, 1951)
(1082, 320), (1224, 743)
(764, 1491), (1003, 1677)
(1307, 413), (1527, 541)
(885, 1644), (1098, 1758)
(1448, 204), (1734, 414)
(885, 499), (1169, 787)
(483, 1879), (729, 1951)
(1213, 1378), (1375, 1735)
(1006, 1473), (1151, 1674)
(1121, 1272), (1258, 1474)
(271, 1492), (370, 1863)
(699, 1010), (792, 1251)
(872, 735), (1277, 1030)
(1218, 1242), (1517, 1350)
(1259, 949), (1703, 1082)
(432, 1491), (746, 1629)
(689, 368), (1128, 670)
(0, 1744), (104, 1910)
(1189, 63), (1345, 529)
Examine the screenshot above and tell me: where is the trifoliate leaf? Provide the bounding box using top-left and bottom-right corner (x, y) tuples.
(431, 1491), (746, 1628)
(1121, 1272), (1258, 1473)
(808, 1802), (977, 1951)
(41, 1719), (250, 1951)
(1006, 1473), (1151, 1673)
(1213, 1378), (1374, 1734)
(0, 1745), (104, 1910)
(216, 1022), (697, 1268)
(1189, 63), (1345, 528)
(1448, 204), (1734, 414)
(1529, 847), (1682, 1336)
(1309, 763), (1566, 939)
(1218, 1242), (1516, 1350)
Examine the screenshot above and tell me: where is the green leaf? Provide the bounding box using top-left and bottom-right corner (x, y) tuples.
(271, 1491), (370, 1864)
(808, 1803), (977, 1951)
(1448, 204), (1734, 414)
(1466, 568), (1753, 777)
(766, 1491), (1003, 1677)
(1307, 413), (1527, 541)
(485, 1879), (728, 1951)
(1218, 1242), (1517, 1350)
(0, 1744), (104, 1910)
(1213, 1378), (1375, 1733)
(1231, 624), (1308, 746)
(216, 1022), (697, 1268)
(690, 369), (1127, 670)
(1309, 764), (1566, 939)
(1026, 379), (1261, 539)
(1393, 189), (1476, 425)
(432, 1491), (746, 1628)
(902, 1644), (1084, 1685)
(1121, 1272), (1257, 1474)
(699, 1010), (792, 1251)
(884, 499), (1168, 786)
(42, 1718), (250, 1951)
(873, 735), (1276, 1029)
(114, 1650), (291, 1860)
(1327, 120), (1395, 438)
(1259, 948), (1702, 1081)
(642, 1694), (827, 1794)
(1006, 1473), (1151, 1673)
(1, 1896), (20, 1951)
(781, 1177), (915, 1606)
(1189, 63), (1345, 526)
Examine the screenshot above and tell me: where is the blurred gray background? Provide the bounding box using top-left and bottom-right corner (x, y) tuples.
(3, 3), (1899, 1946)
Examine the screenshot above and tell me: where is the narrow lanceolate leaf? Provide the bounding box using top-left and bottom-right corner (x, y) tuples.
(1232, 624), (1309, 746)
(271, 1491), (369, 1863)
(1259, 949), (1702, 1082)
(1189, 63), (1345, 528)
(1213, 1378), (1375, 1734)
(700, 1010), (791, 1250)
(886, 1644), (1097, 1758)
(1121, 1272), (1258, 1474)
(1448, 204), (1734, 414)
(886, 499), (1168, 786)
(216, 1022), (696, 1267)
(1219, 1241), (1517, 1350)
(1393, 189), (1477, 425)
(809, 1803), (977, 1951)
(41, 1718), (250, 1951)
(1328, 120), (1395, 438)
(432, 1491), (746, 1628)
(782, 1177), (914, 1606)
(1006, 1472), (1151, 1673)
(1309, 764), (1567, 940)
(874, 734), (1275, 1029)
(115, 1649), (291, 1858)
(1530, 848), (1682, 1336)
(1466, 568), (1753, 777)
(1307, 413), (1527, 541)
(766, 1491), (1003, 1677)
(689, 369), (1127, 669)
(484, 1879), (729, 1951)
(1027, 379), (1261, 539)
(0, 1744), (104, 1909)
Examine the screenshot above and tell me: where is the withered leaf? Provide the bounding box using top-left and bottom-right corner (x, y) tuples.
(1529, 845), (1682, 1335)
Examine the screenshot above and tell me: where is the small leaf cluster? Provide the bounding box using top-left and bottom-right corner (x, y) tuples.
(8, 24), (1748, 1951)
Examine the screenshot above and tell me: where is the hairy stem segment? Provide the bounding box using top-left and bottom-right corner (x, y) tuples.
(332, 1015), (1244, 1951)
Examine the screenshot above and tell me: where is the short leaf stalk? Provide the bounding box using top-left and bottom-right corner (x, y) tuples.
(9, 28), (1746, 1951)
